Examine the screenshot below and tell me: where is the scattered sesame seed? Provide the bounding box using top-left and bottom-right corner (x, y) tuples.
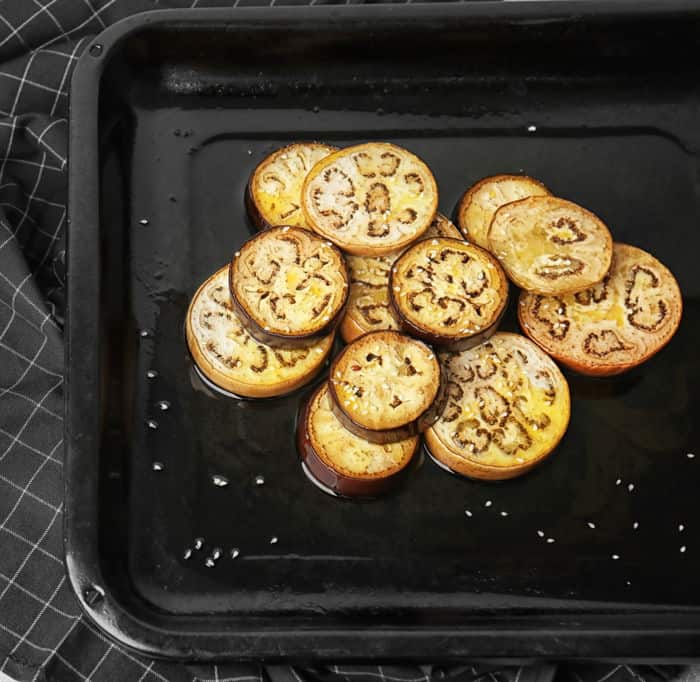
(183, 549), (192, 560)
(205, 558), (215, 568)
(681, 545), (687, 553)
(587, 522), (596, 529)
(615, 478), (622, 486)
(546, 538), (555, 544)
(212, 548), (222, 560)
(679, 524), (685, 532)
(194, 537), (204, 550)
(484, 500), (492, 507)
(465, 510), (472, 517)
(527, 125), (537, 132)
(688, 453), (695, 459)
(231, 548), (240, 559)
(500, 511), (509, 517)
(537, 530), (545, 538)
(612, 554), (620, 560)
(628, 483), (635, 492)
(270, 536), (278, 544)
(633, 522), (639, 529)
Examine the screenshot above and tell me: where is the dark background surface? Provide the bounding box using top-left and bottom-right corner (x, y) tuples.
(0, 0), (697, 680)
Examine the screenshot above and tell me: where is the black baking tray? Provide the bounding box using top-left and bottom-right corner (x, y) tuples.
(66, 2), (700, 662)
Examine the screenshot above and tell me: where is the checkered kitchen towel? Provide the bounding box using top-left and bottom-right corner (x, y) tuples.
(0, 1), (694, 680)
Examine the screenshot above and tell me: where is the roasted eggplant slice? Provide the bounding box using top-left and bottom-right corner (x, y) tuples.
(488, 196), (613, 295)
(301, 142), (438, 256)
(390, 237), (508, 351)
(186, 266), (334, 398)
(425, 332), (570, 480)
(229, 225), (349, 347)
(518, 242), (682, 376)
(328, 331), (444, 443)
(246, 142), (338, 230)
(297, 383), (420, 498)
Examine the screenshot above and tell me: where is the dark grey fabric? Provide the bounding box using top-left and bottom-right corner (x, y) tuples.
(0, 1), (690, 680)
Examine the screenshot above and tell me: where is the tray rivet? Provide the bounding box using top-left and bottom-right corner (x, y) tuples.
(147, 370), (158, 379)
(156, 400), (170, 411)
(254, 475), (265, 486)
(84, 585), (104, 606)
(146, 419), (159, 430)
(212, 474), (229, 488)
(152, 461), (164, 471)
(194, 537), (204, 550)
(231, 548), (240, 559)
(89, 44), (103, 57)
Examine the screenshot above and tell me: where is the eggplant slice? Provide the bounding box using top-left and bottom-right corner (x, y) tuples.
(341, 213), (462, 343)
(328, 330), (444, 443)
(518, 242), (682, 376)
(230, 225), (349, 347)
(424, 332), (570, 481)
(298, 383), (420, 498)
(186, 266), (334, 398)
(456, 174), (550, 250)
(301, 142), (438, 256)
(488, 196), (613, 295)
(390, 237), (508, 351)
(246, 142), (338, 230)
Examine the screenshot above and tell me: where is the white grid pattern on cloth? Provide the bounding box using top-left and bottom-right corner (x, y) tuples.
(0, 1), (696, 681)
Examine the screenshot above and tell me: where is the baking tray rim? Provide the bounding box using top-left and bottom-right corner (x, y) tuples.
(65, 1), (700, 662)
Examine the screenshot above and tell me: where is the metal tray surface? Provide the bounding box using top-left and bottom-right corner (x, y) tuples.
(67, 2), (700, 662)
